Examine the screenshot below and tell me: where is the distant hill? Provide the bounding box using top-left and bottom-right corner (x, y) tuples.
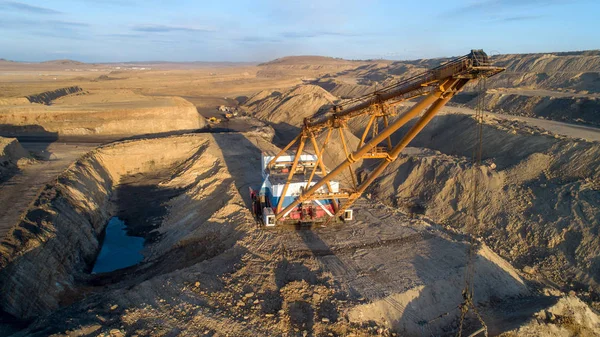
(256, 56), (388, 79)
(259, 55), (366, 66)
(41, 59), (86, 66)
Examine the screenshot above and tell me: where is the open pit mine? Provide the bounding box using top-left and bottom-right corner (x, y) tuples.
(0, 49), (599, 337)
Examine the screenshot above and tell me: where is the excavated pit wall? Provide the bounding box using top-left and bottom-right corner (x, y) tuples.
(0, 136), (208, 319)
(0, 97), (206, 137)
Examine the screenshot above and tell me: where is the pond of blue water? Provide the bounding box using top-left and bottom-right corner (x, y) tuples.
(92, 217), (145, 274)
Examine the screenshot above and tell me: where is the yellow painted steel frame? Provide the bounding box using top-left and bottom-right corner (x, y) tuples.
(265, 50), (504, 223)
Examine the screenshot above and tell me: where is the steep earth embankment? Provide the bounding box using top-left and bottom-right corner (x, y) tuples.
(245, 85), (337, 126)
(0, 136), (30, 181)
(0, 90), (206, 137)
(0, 135), (216, 319)
(25, 86), (83, 105)
(244, 85), (338, 144)
(361, 113), (600, 310)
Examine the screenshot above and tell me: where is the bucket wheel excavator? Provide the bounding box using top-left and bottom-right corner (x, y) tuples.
(250, 50), (504, 226)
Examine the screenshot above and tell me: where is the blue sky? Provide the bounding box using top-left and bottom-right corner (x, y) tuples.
(0, 0), (598, 62)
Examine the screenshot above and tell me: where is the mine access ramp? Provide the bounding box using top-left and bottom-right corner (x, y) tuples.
(250, 50), (504, 226)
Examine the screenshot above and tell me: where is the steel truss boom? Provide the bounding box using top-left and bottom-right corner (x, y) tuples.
(267, 50), (505, 222)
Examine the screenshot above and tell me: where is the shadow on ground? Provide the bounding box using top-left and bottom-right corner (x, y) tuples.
(293, 219), (557, 336)
(0, 124), (59, 145)
(212, 132), (265, 210)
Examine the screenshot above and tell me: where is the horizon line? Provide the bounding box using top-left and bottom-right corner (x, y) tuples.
(2, 49), (599, 65)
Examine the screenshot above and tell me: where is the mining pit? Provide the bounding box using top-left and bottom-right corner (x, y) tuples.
(0, 129), (598, 336)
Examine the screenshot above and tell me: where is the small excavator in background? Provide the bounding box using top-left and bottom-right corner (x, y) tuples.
(250, 50), (504, 226)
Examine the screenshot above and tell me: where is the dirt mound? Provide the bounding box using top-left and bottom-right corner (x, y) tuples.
(345, 237), (530, 335)
(362, 113), (600, 309)
(242, 84), (361, 171)
(498, 294), (600, 336)
(93, 74), (120, 82)
(0, 137), (30, 181)
(244, 85), (338, 127)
